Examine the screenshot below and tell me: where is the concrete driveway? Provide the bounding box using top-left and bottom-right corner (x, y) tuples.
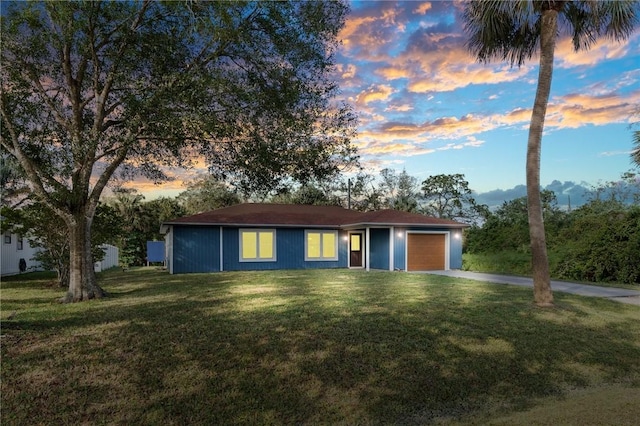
(426, 270), (640, 306)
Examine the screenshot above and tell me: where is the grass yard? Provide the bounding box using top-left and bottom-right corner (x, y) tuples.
(2, 268), (640, 425)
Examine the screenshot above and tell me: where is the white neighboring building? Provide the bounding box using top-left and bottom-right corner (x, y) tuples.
(94, 244), (119, 272)
(1, 230), (119, 276)
(1, 231), (43, 276)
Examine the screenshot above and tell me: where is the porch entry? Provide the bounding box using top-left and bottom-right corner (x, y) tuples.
(349, 232), (364, 268)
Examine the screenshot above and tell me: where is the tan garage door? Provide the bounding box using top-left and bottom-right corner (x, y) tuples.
(407, 234), (445, 271)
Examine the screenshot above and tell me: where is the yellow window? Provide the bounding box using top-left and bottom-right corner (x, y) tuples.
(242, 231), (257, 259)
(351, 234), (360, 251)
(308, 233), (321, 258)
(258, 231), (273, 259)
(322, 233), (336, 258)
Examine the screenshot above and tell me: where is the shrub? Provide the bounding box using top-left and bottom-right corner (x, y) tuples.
(554, 205), (640, 284)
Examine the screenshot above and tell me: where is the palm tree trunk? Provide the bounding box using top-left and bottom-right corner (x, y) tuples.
(526, 8), (556, 307)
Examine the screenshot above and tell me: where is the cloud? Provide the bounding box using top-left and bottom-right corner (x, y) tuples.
(492, 88), (640, 130)
(413, 2), (433, 15)
(544, 88), (640, 129)
(474, 185), (528, 207)
(385, 103), (414, 112)
(339, 3), (407, 60)
(365, 21), (534, 94)
(555, 33), (639, 69)
(474, 181), (593, 209)
(406, 55), (531, 93)
(351, 82), (639, 161)
(356, 84), (394, 105)
(357, 158), (406, 174)
(376, 66), (411, 80)
(352, 113), (492, 161)
(336, 63), (357, 79)
(598, 150), (633, 157)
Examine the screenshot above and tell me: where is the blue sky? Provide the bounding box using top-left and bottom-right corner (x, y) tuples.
(138, 1), (640, 204)
(336, 1), (639, 191)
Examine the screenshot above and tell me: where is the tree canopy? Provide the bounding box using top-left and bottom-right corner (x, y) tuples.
(1, 0), (356, 302)
(421, 173), (487, 223)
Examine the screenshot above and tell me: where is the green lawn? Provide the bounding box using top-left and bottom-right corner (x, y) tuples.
(2, 268), (639, 425)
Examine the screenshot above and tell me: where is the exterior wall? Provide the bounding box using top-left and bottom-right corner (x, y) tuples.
(392, 227), (406, 271)
(449, 229), (463, 269)
(368, 228), (390, 270)
(394, 227), (464, 271)
(2, 233), (119, 276)
(173, 226), (221, 274)
(94, 244), (119, 272)
(370, 226), (463, 271)
(222, 227), (348, 271)
(165, 229), (173, 273)
(168, 224), (464, 274)
(1, 232), (42, 276)
(146, 241), (165, 264)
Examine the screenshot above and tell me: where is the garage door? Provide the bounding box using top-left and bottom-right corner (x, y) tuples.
(407, 234), (445, 271)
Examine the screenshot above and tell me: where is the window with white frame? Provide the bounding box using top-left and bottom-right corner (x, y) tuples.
(239, 229), (276, 262)
(17, 237), (23, 250)
(305, 230), (338, 261)
(4, 233), (11, 244)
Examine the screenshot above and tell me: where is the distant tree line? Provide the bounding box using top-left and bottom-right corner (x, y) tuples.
(3, 161), (638, 285)
(465, 171), (640, 285)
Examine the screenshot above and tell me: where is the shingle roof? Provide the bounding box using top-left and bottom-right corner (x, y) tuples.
(165, 203), (467, 228)
(354, 209), (465, 226)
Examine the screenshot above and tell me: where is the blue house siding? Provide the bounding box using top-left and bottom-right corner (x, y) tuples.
(222, 227), (349, 271)
(173, 226), (220, 273)
(393, 228), (406, 271)
(369, 228), (390, 270)
(449, 230), (463, 269)
(170, 223), (463, 274)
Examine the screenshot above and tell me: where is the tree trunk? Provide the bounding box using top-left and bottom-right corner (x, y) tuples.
(61, 212), (106, 303)
(57, 261), (70, 288)
(526, 9), (556, 307)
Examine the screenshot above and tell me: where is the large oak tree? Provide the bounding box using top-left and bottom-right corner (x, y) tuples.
(1, 1), (357, 302)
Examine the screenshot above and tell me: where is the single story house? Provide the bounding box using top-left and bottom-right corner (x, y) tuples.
(161, 203), (467, 274)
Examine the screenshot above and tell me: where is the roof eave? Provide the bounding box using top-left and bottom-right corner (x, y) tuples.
(341, 222), (469, 229)
(161, 222), (343, 228)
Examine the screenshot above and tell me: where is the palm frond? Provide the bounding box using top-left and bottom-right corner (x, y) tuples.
(463, 0), (639, 63)
(600, 0), (639, 41)
(463, 0), (541, 67)
(562, 0), (639, 51)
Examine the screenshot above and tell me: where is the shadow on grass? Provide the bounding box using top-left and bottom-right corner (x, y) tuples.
(2, 269), (639, 425)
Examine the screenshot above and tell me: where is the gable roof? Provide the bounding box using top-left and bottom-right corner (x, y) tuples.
(164, 203), (467, 229)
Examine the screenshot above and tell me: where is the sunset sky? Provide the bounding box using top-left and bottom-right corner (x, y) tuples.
(140, 0), (640, 204)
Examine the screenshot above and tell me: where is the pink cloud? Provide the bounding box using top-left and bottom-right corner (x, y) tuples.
(555, 33), (639, 69)
(413, 2), (433, 15)
(356, 84), (394, 106)
(352, 86), (639, 161)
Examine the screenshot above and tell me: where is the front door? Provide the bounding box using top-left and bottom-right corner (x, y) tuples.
(349, 233), (364, 268)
